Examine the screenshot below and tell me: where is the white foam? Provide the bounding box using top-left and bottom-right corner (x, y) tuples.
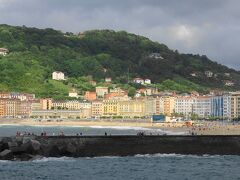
(32, 156), (75, 162)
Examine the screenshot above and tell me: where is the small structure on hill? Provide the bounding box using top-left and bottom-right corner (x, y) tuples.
(52, 71), (65, 80)
(0, 48), (9, 56)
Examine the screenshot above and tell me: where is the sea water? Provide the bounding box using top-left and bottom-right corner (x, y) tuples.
(0, 125), (239, 180)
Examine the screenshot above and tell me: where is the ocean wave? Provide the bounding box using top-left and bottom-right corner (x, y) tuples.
(134, 153), (225, 158)
(32, 156), (76, 163)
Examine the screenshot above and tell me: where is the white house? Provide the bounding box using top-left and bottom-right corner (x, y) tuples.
(149, 53), (163, 59)
(225, 80), (235, 87)
(133, 78), (144, 84)
(144, 79), (151, 84)
(105, 77), (112, 83)
(69, 89), (79, 98)
(205, 71), (213, 78)
(52, 71), (65, 80)
(0, 48), (9, 56)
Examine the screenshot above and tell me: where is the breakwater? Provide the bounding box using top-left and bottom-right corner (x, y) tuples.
(0, 135), (240, 161)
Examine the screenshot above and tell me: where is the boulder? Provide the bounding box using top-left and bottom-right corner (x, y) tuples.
(30, 140), (41, 151)
(8, 141), (18, 149)
(0, 149), (13, 160)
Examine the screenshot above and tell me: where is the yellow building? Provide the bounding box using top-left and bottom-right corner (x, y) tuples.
(103, 99), (119, 116)
(118, 99), (145, 118)
(230, 92), (240, 119)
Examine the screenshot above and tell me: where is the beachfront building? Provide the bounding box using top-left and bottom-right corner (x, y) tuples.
(40, 99), (53, 110)
(96, 87), (109, 98)
(0, 48), (9, 56)
(30, 110), (84, 119)
(175, 96), (194, 116)
(210, 94), (231, 119)
(163, 96), (176, 116)
(118, 99), (145, 118)
(193, 96), (211, 118)
(91, 100), (103, 118)
(230, 92), (240, 119)
(102, 99), (119, 116)
(155, 96), (165, 115)
(144, 98), (156, 116)
(52, 100), (91, 110)
(52, 71), (65, 80)
(19, 101), (32, 117)
(1, 98), (21, 117)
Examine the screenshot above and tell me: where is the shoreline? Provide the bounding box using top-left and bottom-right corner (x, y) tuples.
(0, 119), (240, 135)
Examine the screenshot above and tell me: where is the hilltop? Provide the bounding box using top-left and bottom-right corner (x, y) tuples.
(0, 24), (239, 99)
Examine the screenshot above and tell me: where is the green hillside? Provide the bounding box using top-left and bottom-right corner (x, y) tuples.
(0, 24), (239, 99)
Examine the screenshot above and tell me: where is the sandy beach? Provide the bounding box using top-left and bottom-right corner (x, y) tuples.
(0, 118), (240, 135)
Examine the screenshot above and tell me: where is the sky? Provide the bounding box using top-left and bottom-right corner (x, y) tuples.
(0, 0), (240, 70)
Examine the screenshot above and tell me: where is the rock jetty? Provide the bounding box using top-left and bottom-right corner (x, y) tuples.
(0, 135), (240, 161)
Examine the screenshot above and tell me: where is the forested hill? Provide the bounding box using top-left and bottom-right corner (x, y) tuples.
(0, 24), (239, 98)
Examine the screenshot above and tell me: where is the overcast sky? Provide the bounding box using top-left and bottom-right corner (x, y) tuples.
(0, 0), (240, 69)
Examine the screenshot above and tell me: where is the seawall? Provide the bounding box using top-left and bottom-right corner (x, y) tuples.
(0, 135), (240, 160)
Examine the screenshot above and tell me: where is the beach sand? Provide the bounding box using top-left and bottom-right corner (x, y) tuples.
(0, 119), (239, 135)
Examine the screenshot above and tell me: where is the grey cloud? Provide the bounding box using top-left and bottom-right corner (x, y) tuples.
(0, 0), (240, 69)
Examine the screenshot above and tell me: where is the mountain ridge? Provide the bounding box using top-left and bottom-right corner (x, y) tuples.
(0, 24), (239, 98)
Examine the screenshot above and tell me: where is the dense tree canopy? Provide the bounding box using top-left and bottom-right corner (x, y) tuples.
(0, 24), (239, 99)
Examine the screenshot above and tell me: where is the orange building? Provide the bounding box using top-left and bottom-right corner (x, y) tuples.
(163, 96), (175, 116)
(40, 98), (53, 110)
(84, 91), (97, 101)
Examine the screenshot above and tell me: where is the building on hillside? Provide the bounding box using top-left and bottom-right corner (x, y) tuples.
(69, 89), (78, 98)
(224, 80), (235, 87)
(133, 78), (144, 85)
(52, 71), (65, 80)
(91, 101), (103, 118)
(84, 91), (97, 101)
(190, 72), (197, 77)
(175, 96), (194, 116)
(144, 79), (151, 84)
(105, 77), (112, 83)
(193, 96), (211, 118)
(40, 98), (53, 110)
(0, 48), (9, 56)
(149, 53), (163, 59)
(89, 80), (97, 86)
(96, 87), (109, 98)
(205, 71), (213, 78)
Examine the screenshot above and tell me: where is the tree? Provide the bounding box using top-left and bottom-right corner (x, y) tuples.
(128, 87), (136, 98)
